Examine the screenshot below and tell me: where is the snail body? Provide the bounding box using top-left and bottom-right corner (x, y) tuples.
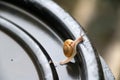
(60, 36), (83, 65)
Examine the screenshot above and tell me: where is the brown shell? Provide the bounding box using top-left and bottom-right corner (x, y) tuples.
(63, 39), (74, 57)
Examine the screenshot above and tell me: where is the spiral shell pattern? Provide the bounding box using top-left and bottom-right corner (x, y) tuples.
(63, 39), (74, 57)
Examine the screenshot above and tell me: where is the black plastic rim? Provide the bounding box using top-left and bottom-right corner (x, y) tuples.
(0, 0), (105, 80)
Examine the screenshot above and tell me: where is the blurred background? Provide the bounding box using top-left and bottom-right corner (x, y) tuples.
(54, 0), (120, 80)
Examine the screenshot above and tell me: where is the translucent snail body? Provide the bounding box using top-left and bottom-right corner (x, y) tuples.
(60, 36), (83, 65)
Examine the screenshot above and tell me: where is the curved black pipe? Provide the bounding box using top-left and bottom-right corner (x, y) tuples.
(0, 0), (106, 80)
(0, 16), (58, 80)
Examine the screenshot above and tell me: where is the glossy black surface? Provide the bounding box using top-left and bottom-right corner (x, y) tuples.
(0, 1), (84, 80)
(1, 0), (114, 80)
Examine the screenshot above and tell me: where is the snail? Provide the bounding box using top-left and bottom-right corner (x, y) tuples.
(60, 36), (84, 65)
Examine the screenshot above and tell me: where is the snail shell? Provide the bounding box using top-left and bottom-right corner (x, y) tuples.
(63, 39), (74, 57)
(60, 36), (84, 65)
(60, 39), (77, 65)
